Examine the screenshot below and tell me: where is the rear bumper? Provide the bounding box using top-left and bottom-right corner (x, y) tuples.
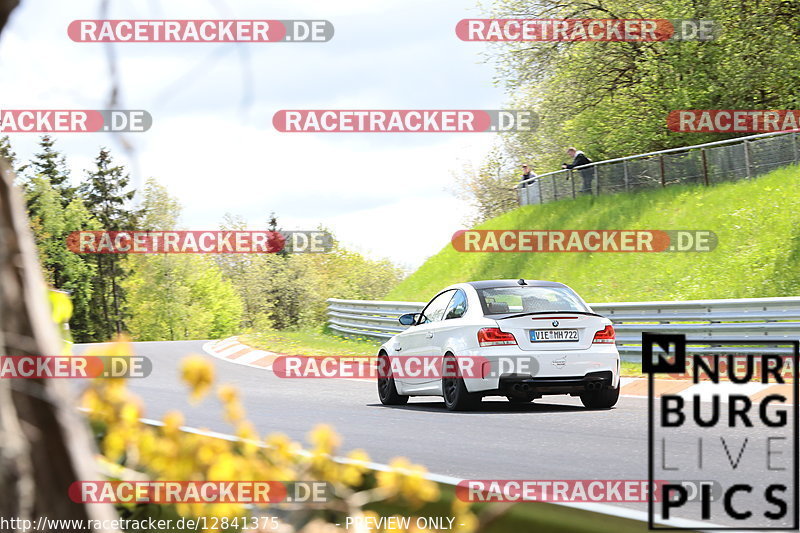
(460, 346), (619, 394)
(492, 371), (614, 398)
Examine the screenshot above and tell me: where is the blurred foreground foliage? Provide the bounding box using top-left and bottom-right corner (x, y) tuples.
(80, 339), (476, 532)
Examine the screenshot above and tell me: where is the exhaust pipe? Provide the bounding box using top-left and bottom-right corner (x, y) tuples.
(512, 383), (531, 393)
(585, 382), (601, 391)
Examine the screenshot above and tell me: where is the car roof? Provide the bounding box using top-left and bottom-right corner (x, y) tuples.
(465, 279), (569, 290)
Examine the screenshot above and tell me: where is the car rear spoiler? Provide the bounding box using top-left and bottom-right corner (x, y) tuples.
(495, 310), (606, 319)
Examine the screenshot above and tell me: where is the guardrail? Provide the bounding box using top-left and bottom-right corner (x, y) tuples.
(327, 296), (800, 359)
(517, 129), (800, 206)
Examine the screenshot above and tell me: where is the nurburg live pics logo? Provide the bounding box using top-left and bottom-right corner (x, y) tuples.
(644, 333), (798, 530)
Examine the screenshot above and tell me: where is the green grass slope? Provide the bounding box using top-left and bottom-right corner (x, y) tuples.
(389, 165), (800, 303)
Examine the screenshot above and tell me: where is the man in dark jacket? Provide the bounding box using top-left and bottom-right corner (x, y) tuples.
(562, 148), (594, 194)
(520, 164), (536, 187)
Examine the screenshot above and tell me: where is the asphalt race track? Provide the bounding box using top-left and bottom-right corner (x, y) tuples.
(75, 340), (798, 530)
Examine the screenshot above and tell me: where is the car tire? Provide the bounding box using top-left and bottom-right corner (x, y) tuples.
(580, 383), (620, 409)
(442, 355), (481, 411)
(377, 354), (408, 405)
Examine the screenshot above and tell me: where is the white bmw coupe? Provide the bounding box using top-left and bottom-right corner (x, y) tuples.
(377, 279), (620, 411)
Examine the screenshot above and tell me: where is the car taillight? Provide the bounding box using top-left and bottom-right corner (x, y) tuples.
(478, 328), (517, 347)
(592, 325), (616, 344)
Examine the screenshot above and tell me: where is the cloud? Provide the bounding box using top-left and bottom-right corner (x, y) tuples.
(0, 0), (502, 268)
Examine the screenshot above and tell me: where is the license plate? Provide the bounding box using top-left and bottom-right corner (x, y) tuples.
(529, 329), (579, 342)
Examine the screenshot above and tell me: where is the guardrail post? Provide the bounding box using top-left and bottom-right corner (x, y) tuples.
(594, 166), (600, 195)
(537, 176), (544, 204)
(570, 169), (576, 198)
(623, 160), (630, 191)
(743, 140), (752, 178)
(553, 174), (559, 200)
(659, 155), (666, 187)
(793, 132), (799, 164)
(701, 148), (710, 186)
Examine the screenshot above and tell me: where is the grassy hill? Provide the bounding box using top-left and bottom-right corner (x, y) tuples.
(388, 165), (800, 303)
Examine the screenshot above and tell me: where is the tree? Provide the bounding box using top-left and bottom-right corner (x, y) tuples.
(484, 0), (800, 177)
(0, 135), (18, 188)
(79, 148), (137, 339)
(268, 211), (289, 257)
(213, 213), (269, 329)
(23, 135), (75, 207)
(24, 176), (98, 341)
(290, 231), (405, 327)
(0, 4), (118, 519)
(125, 179), (242, 341)
(453, 147), (519, 225)
(215, 214), (405, 330)
(0, 135), (16, 167)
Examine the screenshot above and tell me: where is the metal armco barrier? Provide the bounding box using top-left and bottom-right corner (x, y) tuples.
(327, 296), (800, 360)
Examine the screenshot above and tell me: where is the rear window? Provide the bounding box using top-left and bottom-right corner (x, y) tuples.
(477, 286), (588, 315)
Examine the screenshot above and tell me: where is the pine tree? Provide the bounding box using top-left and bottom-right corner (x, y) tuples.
(25, 176), (99, 341)
(268, 211), (290, 257)
(80, 148), (138, 339)
(20, 138), (99, 341)
(0, 135), (16, 182)
(25, 135), (75, 207)
(0, 135), (16, 166)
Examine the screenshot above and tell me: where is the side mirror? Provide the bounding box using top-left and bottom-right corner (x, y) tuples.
(398, 313), (418, 326)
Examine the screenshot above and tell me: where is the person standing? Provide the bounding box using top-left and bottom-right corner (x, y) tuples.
(520, 164), (536, 187)
(519, 164), (540, 204)
(562, 148), (594, 194)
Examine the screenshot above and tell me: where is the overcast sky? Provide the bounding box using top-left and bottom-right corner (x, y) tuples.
(0, 0), (508, 269)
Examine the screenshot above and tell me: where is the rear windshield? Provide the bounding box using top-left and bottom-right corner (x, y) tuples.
(477, 286), (589, 315)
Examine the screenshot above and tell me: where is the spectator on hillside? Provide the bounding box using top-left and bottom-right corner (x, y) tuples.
(562, 148), (594, 194)
(519, 164), (537, 188)
(519, 164), (541, 204)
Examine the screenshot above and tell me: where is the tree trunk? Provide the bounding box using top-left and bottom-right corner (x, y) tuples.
(0, 142), (118, 529)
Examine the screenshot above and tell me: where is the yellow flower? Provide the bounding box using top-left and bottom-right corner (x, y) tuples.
(376, 458), (440, 506)
(217, 384), (238, 404)
(224, 400), (246, 423)
(162, 411), (184, 436)
(308, 424), (341, 453)
(102, 428), (127, 459)
(450, 498), (479, 533)
(120, 402), (141, 425)
(235, 422), (260, 456)
(207, 452), (238, 480)
(181, 356), (214, 401)
(265, 433), (299, 463)
(340, 449), (371, 486)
